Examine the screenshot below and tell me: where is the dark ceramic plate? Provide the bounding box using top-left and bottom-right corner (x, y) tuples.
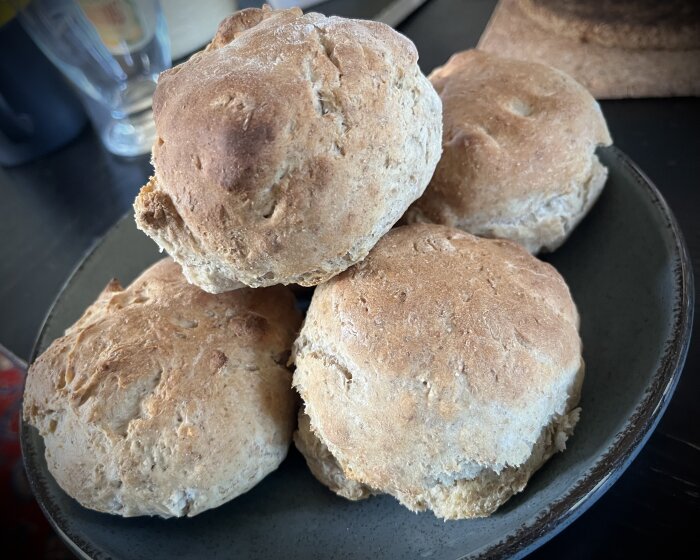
(21, 147), (693, 560)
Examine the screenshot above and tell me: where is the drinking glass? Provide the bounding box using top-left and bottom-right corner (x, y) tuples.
(16, 0), (171, 156)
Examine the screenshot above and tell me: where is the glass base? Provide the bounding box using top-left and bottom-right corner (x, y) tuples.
(100, 108), (156, 157)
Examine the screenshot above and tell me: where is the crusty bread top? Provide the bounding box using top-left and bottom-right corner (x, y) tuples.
(520, 0), (700, 50)
(26, 259), (301, 423)
(293, 224), (583, 496)
(409, 50), (611, 229)
(136, 6), (441, 289)
(23, 258), (302, 517)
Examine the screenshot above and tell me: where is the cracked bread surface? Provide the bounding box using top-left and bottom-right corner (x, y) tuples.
(292, 224), (584, 519)
(23, 258), (302, 518)
(134, 6), (442, 293)
(404, 49), (611, 254)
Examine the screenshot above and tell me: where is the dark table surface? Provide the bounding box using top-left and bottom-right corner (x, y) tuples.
(1, 0), (698, 558)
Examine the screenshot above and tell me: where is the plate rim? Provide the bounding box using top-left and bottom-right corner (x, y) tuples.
(19, 147), (694, 560)
(472, 147), (695, 559)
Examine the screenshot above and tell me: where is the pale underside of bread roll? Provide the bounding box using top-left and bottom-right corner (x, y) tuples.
(404, 49), (612, 254)
(23, 258), (301, 517)
(135, 6), (442, 293)
(293, 224), (585, 519)
(295, 405), (581, 518)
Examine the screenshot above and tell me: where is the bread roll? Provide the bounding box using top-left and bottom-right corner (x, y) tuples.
(23, 258), (301, 518)
(134, 6), (442, 293)
(293, 224), (583, 519)
(404, 50), (612, 254)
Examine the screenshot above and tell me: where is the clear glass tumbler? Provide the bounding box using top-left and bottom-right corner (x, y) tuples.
(16, 0), (171, 156)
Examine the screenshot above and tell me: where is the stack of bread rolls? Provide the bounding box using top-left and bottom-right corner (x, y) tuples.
(24, 5), (611, 521)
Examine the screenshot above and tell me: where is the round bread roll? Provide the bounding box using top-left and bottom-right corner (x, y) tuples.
(404, 49), (612, 254)
(134, 6), (442, 293)
(23, 258), (301, 518)
(293, 224), (584, 519)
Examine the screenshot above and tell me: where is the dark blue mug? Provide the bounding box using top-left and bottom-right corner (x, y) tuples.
(0, 8), (86, 167)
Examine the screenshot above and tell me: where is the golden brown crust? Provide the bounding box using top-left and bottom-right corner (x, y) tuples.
(23, 258), (302, 518)
(404, 49), (611, 254)
(293, 224), (583, 519)
(134, 7), (442, 292)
